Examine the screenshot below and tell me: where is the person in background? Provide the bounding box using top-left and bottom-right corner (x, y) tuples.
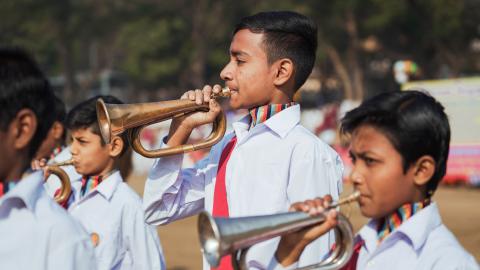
(32, 95), (67, 163)
(0, 46), (96, 269)
(61, 95), (165, 270)
(31, 95), (82, 197)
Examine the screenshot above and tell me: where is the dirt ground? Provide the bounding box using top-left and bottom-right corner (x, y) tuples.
(128, 174), (480, 270)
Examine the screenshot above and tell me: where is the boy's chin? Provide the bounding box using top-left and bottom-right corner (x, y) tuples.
(76, 168), (97, 177)
(228, 100), (242, 110)
(359, 205), (382, 219)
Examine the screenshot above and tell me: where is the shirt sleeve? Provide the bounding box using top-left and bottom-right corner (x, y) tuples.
(143, 136), (212, 225)
(126, 203), (166, 270)
(285, 140), (343, 266)
(265, 256), (298, 270)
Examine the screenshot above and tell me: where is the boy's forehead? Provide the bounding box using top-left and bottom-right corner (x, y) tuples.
(230, 29), (266, 57)
(351, 125), (395, 152)
(72, 127), (98, 138)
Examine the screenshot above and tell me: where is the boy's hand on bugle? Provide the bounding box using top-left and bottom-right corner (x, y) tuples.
(31, 158), (52, 179)
(31, 158), (47, 170)
(167, 84), (223, 147)
(275, 195), (338, 267)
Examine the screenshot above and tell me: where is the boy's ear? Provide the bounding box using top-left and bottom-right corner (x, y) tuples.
(108, 136), (124, 158)
(412, 155), (436, 186)
(272, 58), (294, 87)
(12, 109), (38, 150)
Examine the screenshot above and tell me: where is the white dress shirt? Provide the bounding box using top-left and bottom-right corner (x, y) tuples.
(280, 203), (480, 270)
(68, 171), (165, 270)
(144, 105), (344, 269)
(354, 202), (479, 270)
(0, 171), (96, 270)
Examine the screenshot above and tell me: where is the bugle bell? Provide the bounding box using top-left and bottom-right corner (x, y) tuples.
(96, 87), (231, 158)
(197, 192), (360, 270)
(46, 159), (73, 205)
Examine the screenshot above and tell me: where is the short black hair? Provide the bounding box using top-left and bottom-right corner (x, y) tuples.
(66, 95), (128, 154)
(234, 11), (317, 91)
(0, 47), (56, 158)
(53, 95), (67, 142)
(53, 95), (66, 124)
(340, 90), (450, 197)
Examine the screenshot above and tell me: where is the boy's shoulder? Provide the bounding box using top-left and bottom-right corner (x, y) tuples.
(36, 190), (91, 241)
(289, 123), (329, 145)
(111, 180), (143, 206)
(288, 124), (340, 158)
(406, 205), (480, 268)
(422, 224), (478, 267)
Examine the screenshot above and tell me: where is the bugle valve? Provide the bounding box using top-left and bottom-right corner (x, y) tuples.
(197, 191), (361, 270)
(45, 159), (74, 205)
(96, 87), (231, 158)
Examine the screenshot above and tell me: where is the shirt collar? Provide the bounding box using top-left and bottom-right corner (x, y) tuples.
(0, 171), (44, 212)
(396, 202), (441, 250)
(95, 170), (122, 201)
(359, 202), (442, 253)
(248, 102), (296, 128)
(231, 104), (301, 139)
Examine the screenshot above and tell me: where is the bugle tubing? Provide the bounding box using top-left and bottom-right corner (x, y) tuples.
(96, 87), (231, 158)
(46, 159), (74, 205)
(198, 191), (361, 270)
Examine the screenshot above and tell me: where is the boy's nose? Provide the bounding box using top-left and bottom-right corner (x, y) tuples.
(349, 170), (364, 184)
(220, 62), (233, 81)
(70, 145), (78, 156)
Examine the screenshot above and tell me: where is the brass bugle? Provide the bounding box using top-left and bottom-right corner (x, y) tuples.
(96, 87), (231, 158)
(198, 191), (361, 270)
(46, 159), (73, 205)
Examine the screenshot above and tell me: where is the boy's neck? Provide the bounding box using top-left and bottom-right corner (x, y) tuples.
(85, 161), (117, 179)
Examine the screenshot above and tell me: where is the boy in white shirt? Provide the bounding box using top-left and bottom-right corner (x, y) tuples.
(144, 11), (343, 269)
(30, 96), (82, 199)
(275, 90), (479, 269)
(0, 46), (96, 269)
(32, 95), (67, 163)
(63, 95), (166, 270)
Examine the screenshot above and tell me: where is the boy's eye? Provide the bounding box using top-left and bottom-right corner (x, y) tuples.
(364, 157), (376, 165)
(236, 59), (246, 65)
(348, 153), (356, 164)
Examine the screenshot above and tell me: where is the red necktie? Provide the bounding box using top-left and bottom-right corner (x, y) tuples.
(0, 182), (4, 198)
(53, 188), (72, 209)
(211, 136), (237, 270)
(339, 238), (364, 270)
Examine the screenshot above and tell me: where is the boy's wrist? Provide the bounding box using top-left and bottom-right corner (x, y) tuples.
(275, 237), (309, 266)
(167, 119), (194, 146)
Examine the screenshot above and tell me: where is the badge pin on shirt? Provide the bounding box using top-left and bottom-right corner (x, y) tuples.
(90, 232), (100, 247)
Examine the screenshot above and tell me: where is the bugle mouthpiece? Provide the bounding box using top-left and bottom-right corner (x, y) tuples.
(211, 87), (231, 99)
(51, 159), (75, 167)
(328, 191), (361, 209)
